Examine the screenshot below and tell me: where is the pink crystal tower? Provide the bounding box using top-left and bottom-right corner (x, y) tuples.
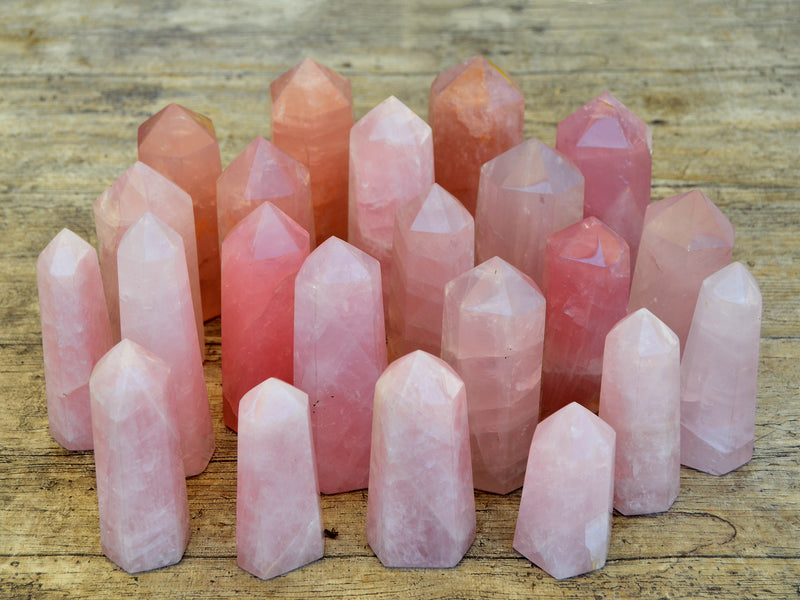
(294, 237), (387, 494)
(442, 257), (546, 494)
(681, 262), (762, 475)
(367, 351), (475, 568)
(37, 229), (113, 451)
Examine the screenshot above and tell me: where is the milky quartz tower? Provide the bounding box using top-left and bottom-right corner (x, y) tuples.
(348, 96), (434, 300)
(599, 309), (680, 515)
(89, 339), (190, 574)
(429, 56), (525, 215)
(388, 184), (474, 359)
(294, 237), (387, 494)
(367, 351), (475, 568)
(237, 378), (324, 580)
(271, 59), (353, 244)
(514, 402), (615, 580)
(138, 103), (223, 320)
(628, 189), (734, 353)
(556, 93), (653, 265)
(37, 229), (113, 451)
(476, 137), (585, 287)
(221, 202), (310, 431)
(441, 257), (546, 494)
(540, 217), (630, 420)
(681, 262), (762, 476)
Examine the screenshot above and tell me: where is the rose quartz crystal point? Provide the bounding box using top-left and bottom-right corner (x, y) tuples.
(348, 96), (434, 301)
(118, 213), (214, 476)
(271, 59), (353, 244)
(138, 103), (223, 320)
(221, 202), (310, 431)
(476, 137), (584, 287)
(367, 351), (476, 567)
(94, 161), (204, 353)
(387, 184), (474, 359)
(680, 262), (762, 476)
(294, 237), (387, 494)
(237, 378), (324, 579)
(37, 229), (113, 451)
(599, 308), (680, 515)
(216, 136), (315, 244)
(514, 402), (615, 580)
(441, 257), (546, 494)
(429, 55), (525, 215)
(556, 93), (653, 265)
(540, 217), (630, 420)
(89, 339), (190, 573)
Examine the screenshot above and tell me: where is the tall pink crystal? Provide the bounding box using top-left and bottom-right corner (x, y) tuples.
(237, 378), (324, 579)
(367, 351), (475, 568)
(37, 229), (113, 451)
(89, 339), (190, 573)
(599, 308), (680, 515)
(514, 402), (615, 580)
(221, 202), (310, 431)
(271, 59), (353, 244)
(476, 137), (584, 287)
(429, 56), (524, 215)
(138, 103), (223, 320)
(442, 257), (546, 494)
(681, 262), (762, 476)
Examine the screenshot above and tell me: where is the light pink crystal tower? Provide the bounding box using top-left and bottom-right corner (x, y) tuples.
(441, 257), (546, 494)
(37, 229), (113, 451)
(237, 378), (324, 579)
(599, 309), (680, 515)
(514, 402), (615, 580)
(367, 351), (476, 568)
(89, 339), (190, 574)
(476, 137), (585, 287)
(681, 262), (762, 476)
(429, 56), (525, 215)
(294, 237), (387, 494)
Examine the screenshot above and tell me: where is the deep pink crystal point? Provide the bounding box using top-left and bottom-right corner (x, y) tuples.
(514, 402), (615, 580)
(367, 351), (476, 568)
(442, 257), (546, 494)
(37, 229), (113, 451)
(294, 237), (387, 494)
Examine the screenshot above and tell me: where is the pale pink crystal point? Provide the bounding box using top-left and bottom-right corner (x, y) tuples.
(138, 103), (223, 320)
(442, 257), (546, 494)
(271, 59), (353, 244)
(118, 213), (214, 477)
(476, 137), (585, 287)
(367, 351), (475, 568)
(429, 56), (525, 215)
(348, 96), (434, 301)
(237, 378), (324, 579)
(387, 184), (474, 359)
(221, 202), (310, 431)
(294, 237), (386, 494)
(217, 136), (315, 244)
(37, 229), (113, 451)
(599, 308), (680, 515)
(89, 339), (190, 573)
(628, 189), (735, 353)
(94, 161), (204, 353)
(556, 93), (653, 265)
(681, 262), (762, 476)
(513, 402), (615, 580)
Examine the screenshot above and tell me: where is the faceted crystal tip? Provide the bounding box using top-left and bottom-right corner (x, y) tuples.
(431, 55), (523, 103)
(549, 216), (629, 268)
(457, 256), (545, 318)
(137, 103), (218, 159)
(119, 212), (184, 263)
(703, 261), (762, 307)
(38, 229), (94, 278)
(300, 236), (378, 285)
(645, 189), (735, 250)
(232, 201), (310, 262)
(270, 59), (352, 112)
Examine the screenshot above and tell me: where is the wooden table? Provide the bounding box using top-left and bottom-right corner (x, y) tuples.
(2, 1), (799, 598)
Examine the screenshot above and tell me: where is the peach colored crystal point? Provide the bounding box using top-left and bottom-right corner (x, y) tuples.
(138, 103), (222, 320)
(271, 59), (353, 244)
(37, 229), (113, 451)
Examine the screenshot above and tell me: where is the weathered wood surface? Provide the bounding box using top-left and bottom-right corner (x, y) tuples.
(2, 1), (799, 598)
